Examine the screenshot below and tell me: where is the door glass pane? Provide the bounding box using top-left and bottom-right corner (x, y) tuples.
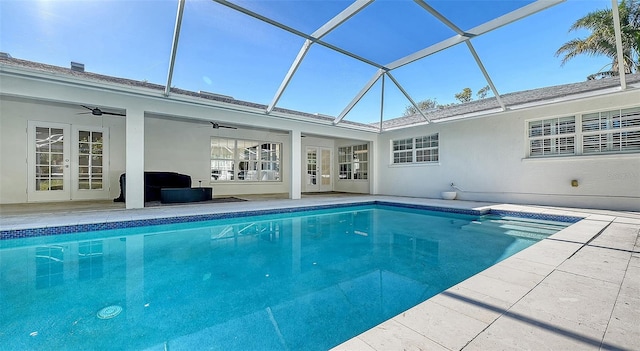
(91, 132), (103, 143)
(34, 126), (64, 192)
(51, 166), (64, 177)
(36, 179), (50, 191)
(91, 177), (103, 190)
(307, 150), (317, 185)
(321, 149), (331, 186)
(79, 131), (90, 142)
(36, 153), (49, 164)
(50, 179), (64, 190)
(79, 155), (89, 166)
(79, 143), (90, 154)
(36, 166), (50, 177)
(77, 130), (103, 190)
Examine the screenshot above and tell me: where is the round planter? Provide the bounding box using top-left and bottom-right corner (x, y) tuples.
(441, 191), (457, 200)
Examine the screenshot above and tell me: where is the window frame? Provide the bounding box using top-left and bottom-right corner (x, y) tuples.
(338, 144), (369, 180)
(527, 116), (576, 157)
(391, 133), (439, 165)
(210, 137), (282, 183)
(526, 107), (640, 158)
(581, 107), (640, 155)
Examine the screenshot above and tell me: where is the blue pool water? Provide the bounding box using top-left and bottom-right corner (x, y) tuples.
(0, 204), (572, 350)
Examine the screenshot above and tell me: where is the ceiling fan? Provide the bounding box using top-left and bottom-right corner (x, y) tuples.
(210, 122), (237, 129)
(79, 105), (126, 116)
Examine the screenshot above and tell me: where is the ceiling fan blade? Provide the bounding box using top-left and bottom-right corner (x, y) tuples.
(81, 105), (93, 111)
(102, 111), (126, 116)
(219, 125), (237, 129)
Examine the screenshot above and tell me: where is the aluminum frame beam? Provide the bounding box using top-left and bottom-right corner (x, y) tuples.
(379, 74), (385, 132)
(414, 0), (505, 110)
(312, 0), (373, 40)
(213, 0), (564, 128)
(337, 0), (562, 126)
(164, 0), (186, 97)
(387, 0), (565, 70)
(267, 40), (312, 114)
(212, 0), (383, 69)
(334, 69), (385, 124)
(266, 0), (373, 114)
(465, 41), (506, 110)
(386, 72), (430, 123)
(413, 0), (466, 36)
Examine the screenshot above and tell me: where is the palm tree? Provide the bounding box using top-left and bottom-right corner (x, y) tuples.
(556, 0), (640, 79)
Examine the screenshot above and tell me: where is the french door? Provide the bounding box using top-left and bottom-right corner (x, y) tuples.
(305, 147), (332, 192)
(27, 121), (110, 202)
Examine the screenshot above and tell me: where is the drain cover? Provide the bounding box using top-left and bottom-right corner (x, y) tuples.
(97, 305), (122, 319)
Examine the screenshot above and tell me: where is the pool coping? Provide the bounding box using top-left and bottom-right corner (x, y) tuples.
(0, 200), (582, 241)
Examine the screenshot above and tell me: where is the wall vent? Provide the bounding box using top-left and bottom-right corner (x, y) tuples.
(70, 62), (85, 72)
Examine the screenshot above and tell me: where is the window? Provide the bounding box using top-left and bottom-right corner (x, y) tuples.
(338, 144), (368, 180)
(211, 138), (281, 182)
(582, 107), (640, 154)
(415, 134), (439, 162)
(527, 107), (640, 158)
(528, 116), (576, 157)
(392, 134), (439, 164)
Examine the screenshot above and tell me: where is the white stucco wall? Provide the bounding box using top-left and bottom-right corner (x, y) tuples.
(0, 96), (126, 203)
(144, 116), (292, 196)
(0, 68), (377, 203)
(376, 90), (640, 211)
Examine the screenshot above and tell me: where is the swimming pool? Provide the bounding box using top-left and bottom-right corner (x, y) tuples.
(0, 203), (575, 350)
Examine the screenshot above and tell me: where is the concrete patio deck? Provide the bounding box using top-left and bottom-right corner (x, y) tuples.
(1, 195), (638, 350)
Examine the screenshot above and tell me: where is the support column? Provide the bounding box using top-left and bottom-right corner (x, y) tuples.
(289, 129), (301, 199)
(125, 107), (145, 209)
(369, 138), (378, 195)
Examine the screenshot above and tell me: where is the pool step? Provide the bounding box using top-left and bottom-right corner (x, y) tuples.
(462, 217), (567, 240)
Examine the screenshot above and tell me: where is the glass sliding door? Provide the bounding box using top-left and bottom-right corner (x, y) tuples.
(71, 126), (110, 200)
(28, 122), (71, 202)
(27, 121), (110, 201)
(305, 147), (332, 192)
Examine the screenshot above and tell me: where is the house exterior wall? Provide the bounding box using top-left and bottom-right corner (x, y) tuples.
(1, 66), (638, 209)
(376, 90), (640, 211)
(0, 68), (377, 204)
(144, 116), (292, 197)
(0, 96), (126, 203)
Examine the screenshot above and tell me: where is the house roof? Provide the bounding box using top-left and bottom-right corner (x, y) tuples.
(382, 73), (640, 129)
(1, 55), (638, 133)
(0, 55), (375, 131)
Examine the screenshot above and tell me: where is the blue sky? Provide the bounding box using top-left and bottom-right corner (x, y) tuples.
(0, 0), (614, 124)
